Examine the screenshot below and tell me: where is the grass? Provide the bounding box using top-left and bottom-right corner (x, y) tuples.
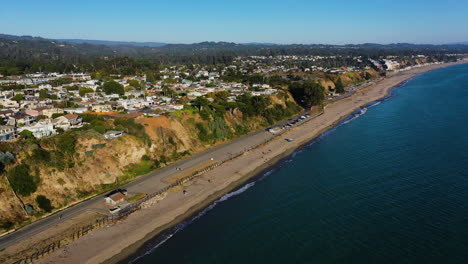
(171, 108), (197, 119)
(127, 193), (146, 202)
(120, 160), (153, 182)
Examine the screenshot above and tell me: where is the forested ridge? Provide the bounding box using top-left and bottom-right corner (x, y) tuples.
(1, 33), (467, 75)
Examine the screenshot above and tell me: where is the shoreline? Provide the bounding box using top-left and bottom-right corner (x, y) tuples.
(36, 60), (467, 264)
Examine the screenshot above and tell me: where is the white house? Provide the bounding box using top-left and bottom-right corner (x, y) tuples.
(19, 121), (56, 139)
(0, 125), (16, 141)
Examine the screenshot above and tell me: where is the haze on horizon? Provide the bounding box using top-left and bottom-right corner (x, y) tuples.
(1, 0), (468, 45)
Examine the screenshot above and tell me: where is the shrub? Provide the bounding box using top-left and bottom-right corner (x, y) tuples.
(51, 113), (66, 119)
(102, 80), (125, 95)
(7, 164), (37, 196)
(19, 130), (34, 140)
(31, 148), (50, 163)
(56, 133), (77, 155)
(0, 152), (14, 163)
(36, 195), (53, 212)
(153, 159), (161, 169)
(1, 221), (14, 230)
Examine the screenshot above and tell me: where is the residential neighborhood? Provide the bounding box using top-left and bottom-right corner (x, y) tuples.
(0, 53), (457, 142)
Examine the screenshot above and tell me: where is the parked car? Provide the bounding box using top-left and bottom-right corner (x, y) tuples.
(109, 206), (121, 214)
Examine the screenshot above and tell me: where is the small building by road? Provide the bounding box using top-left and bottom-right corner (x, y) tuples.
(104, 189), (128, 205)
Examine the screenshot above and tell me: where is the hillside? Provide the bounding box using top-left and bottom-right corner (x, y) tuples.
(1, 33), (468, 68)
(0, 91), (302, 231)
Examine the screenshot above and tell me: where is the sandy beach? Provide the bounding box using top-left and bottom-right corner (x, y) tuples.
(35, 60), (466, 264)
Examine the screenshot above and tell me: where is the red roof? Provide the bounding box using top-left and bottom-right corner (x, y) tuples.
(108, 192), (126, 202)
(64, 114), (78, 120)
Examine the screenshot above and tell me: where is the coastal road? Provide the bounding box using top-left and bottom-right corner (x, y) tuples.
(0, 110), (310, 250)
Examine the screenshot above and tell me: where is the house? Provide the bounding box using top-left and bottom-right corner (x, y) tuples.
(0, 98), (19, 108)
(7, 112), (36, 126)
(64, 114), (82, 126)
(41, 108), (64, 118)
(0, 125), (16, 141)
(52, 116), (71, 131)
(52, 114), (82, 131)
(104, 189), (128, 205)
(0, 109), (14, 119)
(103, 131), (124, 140)
(18, 121), (56, 139)
(64, 108), (88, 114)
(25, 109), (40, 117)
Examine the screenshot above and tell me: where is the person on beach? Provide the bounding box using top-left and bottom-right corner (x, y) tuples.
(183, 190), (187, 195)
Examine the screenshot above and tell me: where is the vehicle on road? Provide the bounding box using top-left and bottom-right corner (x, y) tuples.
(109, 206), (121, 214)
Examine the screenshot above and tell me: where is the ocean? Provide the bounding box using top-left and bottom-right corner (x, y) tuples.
(129, 64), (468, 264)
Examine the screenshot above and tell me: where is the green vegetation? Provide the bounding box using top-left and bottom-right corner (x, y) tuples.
(114, 117), (150, 145)
(0, 221), (14, 231)
(19, 130), (34, 140)
(56, 133), (77, 156)
(289, 81), (325, 107)
(31, 148), (51, 163)
(121, 160), (153, 182)
(79, 87), (94, 96)
(36, 195), (53, 212)
(194, 91), (301, 143)
(102, 80), (125, 95)
(335, 78), (345, 94)
(7, 164), (37, 196)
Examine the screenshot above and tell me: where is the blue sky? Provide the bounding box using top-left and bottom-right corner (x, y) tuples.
(1, 0), (467, 44)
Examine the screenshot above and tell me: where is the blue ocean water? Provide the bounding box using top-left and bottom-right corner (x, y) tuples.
(131, 64), (468, 264)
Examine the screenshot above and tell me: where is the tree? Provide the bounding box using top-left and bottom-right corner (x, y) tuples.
(12, 94), (23, 103)
(303, 82), (325, 106)
(127, 80), (140, 88)
(102, 80), (124, 95)
(36, 195), (53, 212)
(335, 78), (345, 94)
(39, 89), (49, 98)
(19, 130), (34, 140)
(364, 72), (372, 80)
(193, 97), (210, 110)
(79, 87), (94, 96)
(8, 164), (37, 196)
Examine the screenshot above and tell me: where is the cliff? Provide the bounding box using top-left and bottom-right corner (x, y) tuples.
(0, 91), (301, 231)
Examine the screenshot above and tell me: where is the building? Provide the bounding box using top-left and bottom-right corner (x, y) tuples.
(6, 112), (36, 126)
(42, 108), (64, 118)
(18, 121), (56, 139)
(104, 189), (128, 205)
(63, 114), (82, 126)
(52, 114), (82, 131)
(0, 125), (16, 141)
(103, 131), (125, 140)
(91, 104), (112, 112)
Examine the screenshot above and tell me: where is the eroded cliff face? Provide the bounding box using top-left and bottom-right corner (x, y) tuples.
(0, 92), (300, 231)
(0, 179), (25, 226)
(0, 132), (149, 226)
(318, 69), (380, 92)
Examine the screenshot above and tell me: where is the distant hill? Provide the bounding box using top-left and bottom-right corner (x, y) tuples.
(56, 38), (167, 47)
(448, 41), (468, 45)
(0, 33), (467, 71)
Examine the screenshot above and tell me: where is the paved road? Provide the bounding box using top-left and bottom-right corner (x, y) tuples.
(0, 110), (310, 250)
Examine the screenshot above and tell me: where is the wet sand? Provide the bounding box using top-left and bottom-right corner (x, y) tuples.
(36, 60), (467, 264)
